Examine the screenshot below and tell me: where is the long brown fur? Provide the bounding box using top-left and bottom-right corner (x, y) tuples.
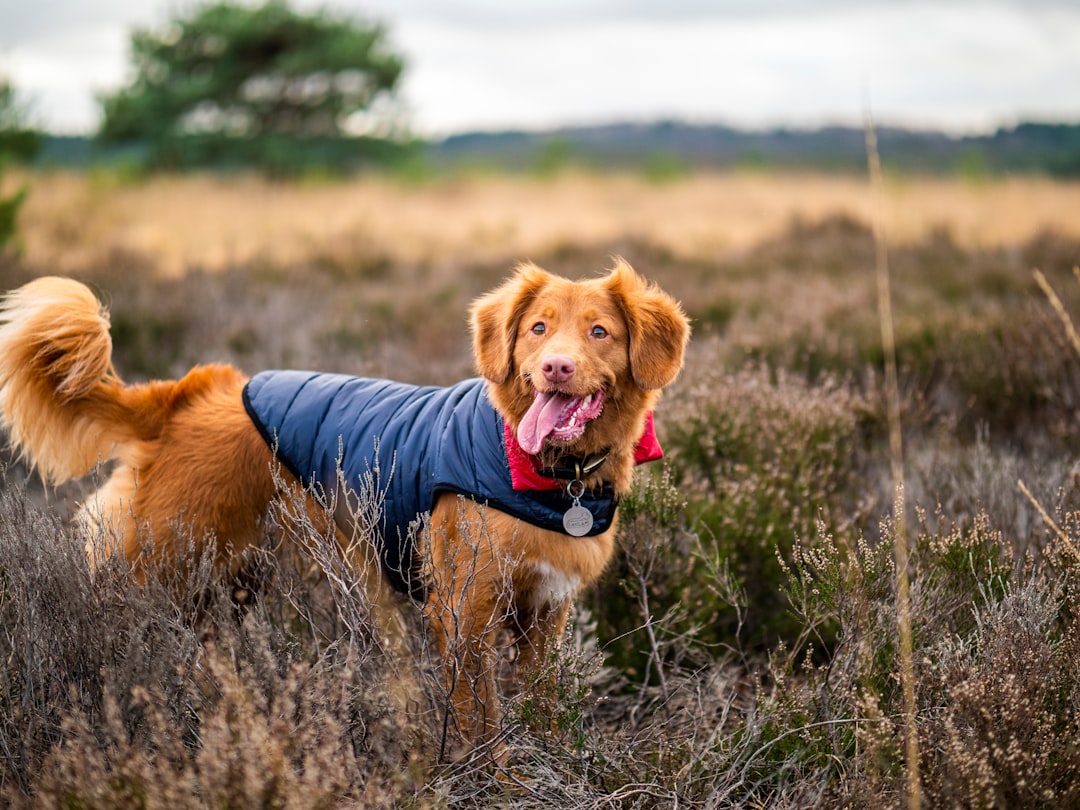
(0, 263), (689, 754)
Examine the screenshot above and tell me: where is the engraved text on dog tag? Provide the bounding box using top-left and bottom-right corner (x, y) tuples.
(563, 504), (594, 536)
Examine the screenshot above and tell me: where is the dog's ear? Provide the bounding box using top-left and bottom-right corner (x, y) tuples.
(604, 259), (690, 390)
(470, 263), (551, 384)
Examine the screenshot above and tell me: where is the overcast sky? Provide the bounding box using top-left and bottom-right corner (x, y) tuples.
(2, 1), (1079, 137)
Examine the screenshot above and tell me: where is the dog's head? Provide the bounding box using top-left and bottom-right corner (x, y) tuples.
(471, 260), (690, 467)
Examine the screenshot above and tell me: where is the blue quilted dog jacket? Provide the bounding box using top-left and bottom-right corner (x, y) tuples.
(242, 371), (620, 596)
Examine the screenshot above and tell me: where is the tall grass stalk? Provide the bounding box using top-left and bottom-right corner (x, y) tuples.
(1023, 267), (1080, 562)
(1033, 267), (1080, 359)
(1018, 478), (1080, 560)
(865, 114), (921, 809)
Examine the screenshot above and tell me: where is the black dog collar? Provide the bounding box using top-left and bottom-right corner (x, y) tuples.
(537, 451), (609, 482)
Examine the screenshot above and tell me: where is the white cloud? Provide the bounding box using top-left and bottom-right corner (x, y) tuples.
(393, 3), (1080, 134)
(2, 0), (1079, 135)
(4, 24), (132, 132)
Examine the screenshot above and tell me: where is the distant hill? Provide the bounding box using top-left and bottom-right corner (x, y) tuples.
(432, 121), (1080, 177)
(33, 120), (1080, 177)
(35, 136), (147, 169)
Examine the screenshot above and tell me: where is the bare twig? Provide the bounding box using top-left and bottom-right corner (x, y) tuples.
(636, 567), (672, 713)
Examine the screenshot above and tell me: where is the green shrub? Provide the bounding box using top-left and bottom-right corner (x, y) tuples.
(0, 186), (27, 250)
(757, 500), (1080, 806)
(661, 362), (865, 652)
(0, 78), (40, 250)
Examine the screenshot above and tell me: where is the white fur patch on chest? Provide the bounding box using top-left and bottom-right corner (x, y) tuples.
(528, 560), (582, 609)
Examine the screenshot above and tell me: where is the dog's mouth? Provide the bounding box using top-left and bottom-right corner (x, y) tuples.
(517, 387), (606, 455)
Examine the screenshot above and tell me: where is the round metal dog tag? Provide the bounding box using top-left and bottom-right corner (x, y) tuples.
(563, 505), (594, 537)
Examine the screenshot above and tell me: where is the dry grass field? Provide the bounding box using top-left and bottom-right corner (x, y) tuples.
(15, 170), (1080, 274)
(2, 167), (1080, 807)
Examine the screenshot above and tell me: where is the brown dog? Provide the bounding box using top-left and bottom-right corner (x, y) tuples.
(0, 261), (689, 750)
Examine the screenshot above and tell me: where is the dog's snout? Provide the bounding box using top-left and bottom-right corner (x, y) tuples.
(541, 355), (576, 384)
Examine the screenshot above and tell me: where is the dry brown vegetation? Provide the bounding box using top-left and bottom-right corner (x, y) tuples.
(13, 169), (1080, 274)
(2, 168), (1080, 807)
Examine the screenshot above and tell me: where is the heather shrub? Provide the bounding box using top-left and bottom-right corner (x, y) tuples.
(919, 572), (1080, 808)
(637, 356), (866, 653)
(757, 499), (1080, 806)
(903, 425), (1080, 554)
(556, 493), (1080, 807)
(898, 300), (1080, 446)
(585, 463), (706, 683)
(0, 479), (432, 808)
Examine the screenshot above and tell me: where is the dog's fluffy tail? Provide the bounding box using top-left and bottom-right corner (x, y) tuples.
(0, 276), (149, 484)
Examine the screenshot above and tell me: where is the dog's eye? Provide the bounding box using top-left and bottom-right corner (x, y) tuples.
(530, 322), (547, 336)
(590, 325), (609, 339)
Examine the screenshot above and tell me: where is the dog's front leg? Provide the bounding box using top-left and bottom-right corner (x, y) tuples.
(425, 593), (502, 756)
(513, 600), (571, 684)
(502, 599), (573, 741)
(423, 497), (511, 759)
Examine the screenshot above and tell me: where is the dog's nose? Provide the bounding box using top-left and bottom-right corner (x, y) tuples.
(541, 355), (576, 384)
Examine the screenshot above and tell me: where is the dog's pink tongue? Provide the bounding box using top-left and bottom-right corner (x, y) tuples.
(518, 391), (571, 455)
